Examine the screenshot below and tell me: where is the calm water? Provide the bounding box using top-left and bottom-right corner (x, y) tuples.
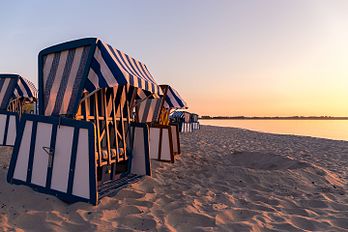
(200, 119), (348, 141)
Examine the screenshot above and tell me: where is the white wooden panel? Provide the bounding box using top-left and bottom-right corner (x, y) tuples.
(13, 121), (33, 181)
(181, 123), (186, 133)
(160, 128), (171, 161)
(131, 127), (147, 175)
(171, 125), (178, 153)
(146, 106), (154, 122)
(31, 123), (52, 187)
(0, 114), (7, 144)
(6, 115), (17, 145)
(149, 127), (160, 159)
(137, 101), (146, 122)
(51, 126), (74, 193)
(193, 123), (199, 130)
(182, 123), (192, 133)
(184, 113), (190, 122)
(73, 128), (90, 199)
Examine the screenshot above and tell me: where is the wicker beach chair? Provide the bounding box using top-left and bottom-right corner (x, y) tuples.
(170, 111), (200, 132)
(136, 85), (187, 162)
(0, 74), (37, 146)
(7, 38), (163, 205)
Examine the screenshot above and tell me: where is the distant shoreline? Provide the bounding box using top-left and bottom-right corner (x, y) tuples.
(200, 117), (348, 120)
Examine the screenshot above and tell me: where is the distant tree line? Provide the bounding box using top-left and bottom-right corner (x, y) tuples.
(200, 115), (348, 120)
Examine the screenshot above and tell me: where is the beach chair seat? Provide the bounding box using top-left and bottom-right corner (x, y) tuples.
(101, 150), (108, 160)
(110, 148), (117, 159)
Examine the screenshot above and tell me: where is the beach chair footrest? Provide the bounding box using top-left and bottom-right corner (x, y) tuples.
(98, 174), (143, 199)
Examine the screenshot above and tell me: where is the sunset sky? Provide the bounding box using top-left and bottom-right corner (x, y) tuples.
(1, 0), (348, 116)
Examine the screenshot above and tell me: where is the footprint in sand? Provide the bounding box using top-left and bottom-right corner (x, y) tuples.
(166, 208), (215, 230)
(116, 189), (145, 200)
(116, 215), (157, 231)
(289, 216), (331, 231)
(215, 208), (258, 223)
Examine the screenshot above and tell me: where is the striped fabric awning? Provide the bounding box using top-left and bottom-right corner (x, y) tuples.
(86, 40), (162, 95)
(161, 85), (187, 109)
(135, 85), (186, 123)
(170, 110), (191, 123)
(170, 111), (185, 118)
(39, 38), (163, 116)
(0, 74), (38, 110)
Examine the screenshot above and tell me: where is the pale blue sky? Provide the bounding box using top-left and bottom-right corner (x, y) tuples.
(1, 1), (348, 116)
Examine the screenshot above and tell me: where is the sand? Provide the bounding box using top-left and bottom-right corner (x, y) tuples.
(0, 125), (347, 231)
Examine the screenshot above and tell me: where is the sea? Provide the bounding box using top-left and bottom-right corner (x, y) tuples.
(199, 119), (348, 141)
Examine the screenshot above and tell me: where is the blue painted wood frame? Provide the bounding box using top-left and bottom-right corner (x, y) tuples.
(0, 110), (19, 147)
(7, 113), (97, 205)
(0, 74), (20, 110)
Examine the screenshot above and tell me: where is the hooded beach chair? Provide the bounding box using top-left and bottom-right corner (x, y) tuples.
(170, 111), (199, 132)
(0, 74), (37, 146)
(7, 38), (163, 205)
(136, 84), (187, 162)
(190, 113), (200, 130)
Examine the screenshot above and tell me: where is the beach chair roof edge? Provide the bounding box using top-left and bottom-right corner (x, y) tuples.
(160, 84), (188, 109)
(0, 74), (38, 110)
(38, 37), (163, 116)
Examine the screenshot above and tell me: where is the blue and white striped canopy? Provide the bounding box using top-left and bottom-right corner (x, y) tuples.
(170, 111), (186, 118)
(39, 38), (163, 116)
(161, 85), (187, 109)
(0, 74), (38, 110)
(86, 41), (161, 95)
(170, 110), (192, 123)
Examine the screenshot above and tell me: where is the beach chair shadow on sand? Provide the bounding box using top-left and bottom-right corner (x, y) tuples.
(7, 38), (164, 205)
(0, 74), (37, 147)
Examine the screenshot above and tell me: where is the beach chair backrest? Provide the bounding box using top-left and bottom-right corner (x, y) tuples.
(75, 85), (133, 167)
(135, 85), (187, 125)
(136, 98), (162, 123)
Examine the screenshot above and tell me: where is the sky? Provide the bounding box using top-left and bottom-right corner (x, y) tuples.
(1, 0), (348, 117)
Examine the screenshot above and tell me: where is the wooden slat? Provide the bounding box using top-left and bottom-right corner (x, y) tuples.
(93, 91), (104, 167)
(102, 89), (111, 165)
(111, 87), (120, 163)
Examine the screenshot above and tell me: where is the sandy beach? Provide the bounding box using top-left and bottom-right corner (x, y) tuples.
(0, 125), (347, 231)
